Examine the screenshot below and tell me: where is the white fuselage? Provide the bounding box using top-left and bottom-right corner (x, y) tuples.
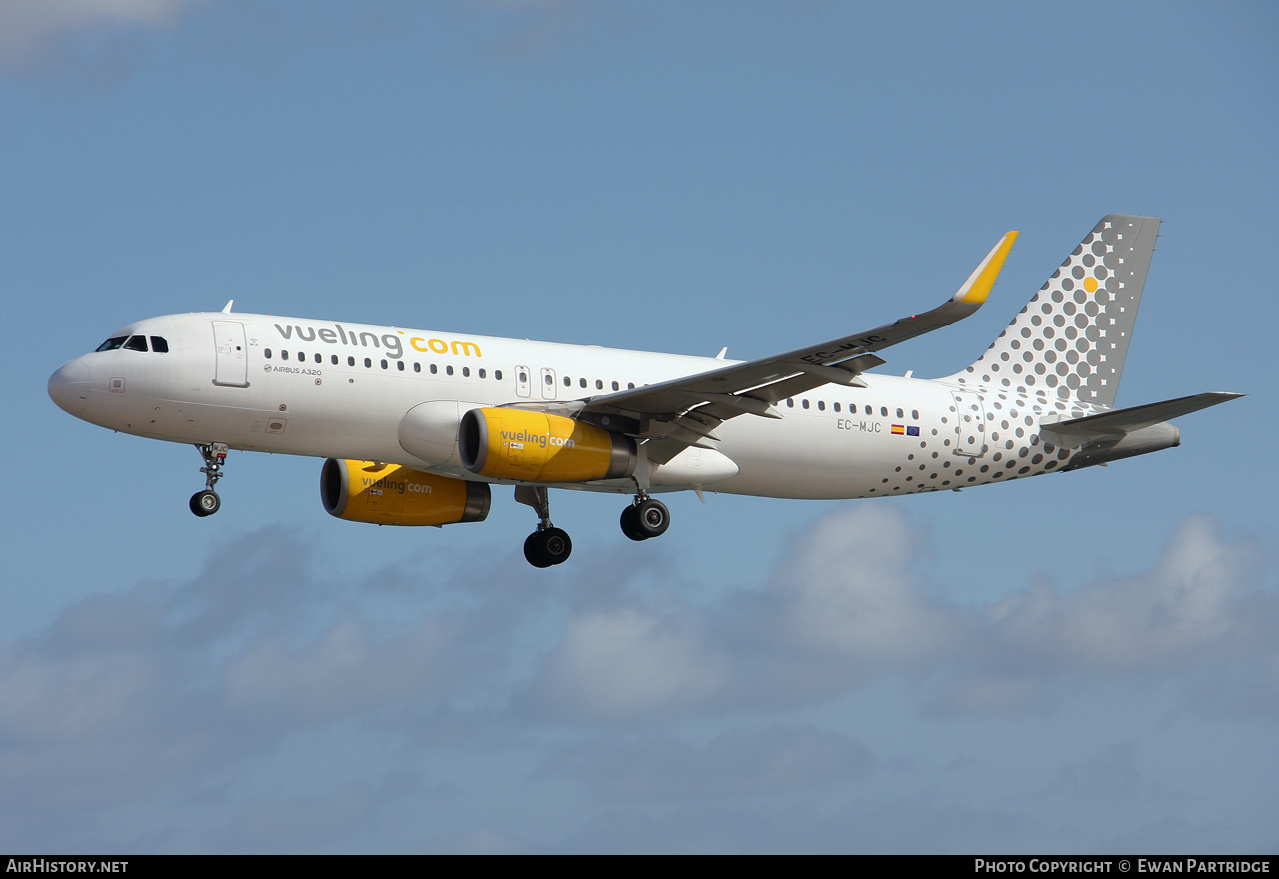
(49, 311), (1100, 500)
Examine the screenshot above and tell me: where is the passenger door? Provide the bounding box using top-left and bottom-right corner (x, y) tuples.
(212, 321), (249, 388)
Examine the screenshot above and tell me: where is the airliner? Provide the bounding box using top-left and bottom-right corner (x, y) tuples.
(48, 215), (1239, 566)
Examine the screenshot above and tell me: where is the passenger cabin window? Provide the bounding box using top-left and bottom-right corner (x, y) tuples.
(123, 335), (148, 352)
(150, 336), (169, 353)
(96, 336), (128, 352)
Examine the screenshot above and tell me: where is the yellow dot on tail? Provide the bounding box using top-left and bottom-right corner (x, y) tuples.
(1084, 277), (1098, 293)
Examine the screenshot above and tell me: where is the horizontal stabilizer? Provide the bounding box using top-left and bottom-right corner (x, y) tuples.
(1041, 392), (1242, 444)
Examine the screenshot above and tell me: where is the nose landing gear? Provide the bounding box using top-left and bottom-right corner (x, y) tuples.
(189, 442), (229, 518)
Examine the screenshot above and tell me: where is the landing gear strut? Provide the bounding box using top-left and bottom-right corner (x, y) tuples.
(619, 452), (670, 541)
(515, 486), (572, 568)
(190, 442), (228, 518)
(620, 495), (670, 541)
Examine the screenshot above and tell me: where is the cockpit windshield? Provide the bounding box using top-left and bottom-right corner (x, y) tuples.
(94, 334), (170, 353)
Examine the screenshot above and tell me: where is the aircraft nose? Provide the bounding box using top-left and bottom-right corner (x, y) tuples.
(48, 359), (90, 418)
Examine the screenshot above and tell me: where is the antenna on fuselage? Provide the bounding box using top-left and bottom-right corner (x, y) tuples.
(222, 300), (234, 313)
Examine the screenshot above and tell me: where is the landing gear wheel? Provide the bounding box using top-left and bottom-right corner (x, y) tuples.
(523, 533), (553, 568)
(636, 498), (670, 538)
(190, 490), (221, 517)
(621, 498), (670, 540)
(524, 527), (572, 567)
(620, 504), (647, 541)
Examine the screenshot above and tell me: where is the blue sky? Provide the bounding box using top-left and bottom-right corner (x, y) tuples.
(3, 0), (1276, 853)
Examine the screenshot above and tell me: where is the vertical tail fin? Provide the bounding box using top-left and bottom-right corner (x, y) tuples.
(950, 215), (1160, 409)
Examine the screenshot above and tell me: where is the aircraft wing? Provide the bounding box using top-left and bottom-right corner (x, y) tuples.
(578, 231), (1019, 462)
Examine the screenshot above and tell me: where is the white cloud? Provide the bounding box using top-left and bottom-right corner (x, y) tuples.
(221, 616), (451, 724)
(772, 507), (965, 664)
(461, 0), (637, 61)
(549, 723), (874, 802)
(209, 774), (425, 853)
(0, 511), (1271, 850)
(0, 0), (199, 67)
(760, 509), (1275, 715)
(523, 506), (1276, 720)
(982, 515), (1260, 668)
(529, 604), (729, 721)
(0, 527), (471, 836)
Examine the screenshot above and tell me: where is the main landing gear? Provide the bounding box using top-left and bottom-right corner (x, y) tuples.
(620, 495), (670, 541)
(513, 485), (672, 568)
(189, 442), (228, 518)
(515, 486), (573, 568)
(618, 452), (669, 542)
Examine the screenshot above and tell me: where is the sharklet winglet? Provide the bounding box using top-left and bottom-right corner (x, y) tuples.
(953, 231), (1018, 307)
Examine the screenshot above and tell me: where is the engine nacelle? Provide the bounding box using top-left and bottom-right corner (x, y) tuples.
(320, 459), (490, 526)
(459, 408), (636, 483)
(398, 400), (486, 469)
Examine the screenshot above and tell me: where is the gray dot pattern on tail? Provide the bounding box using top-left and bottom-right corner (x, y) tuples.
(955, 216), (1155, 412)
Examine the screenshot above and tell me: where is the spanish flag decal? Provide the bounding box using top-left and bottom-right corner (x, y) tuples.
(891, 424), (905, 435)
